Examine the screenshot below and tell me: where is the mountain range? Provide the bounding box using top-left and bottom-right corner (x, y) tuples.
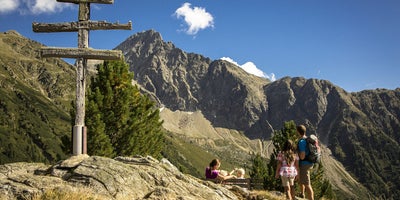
(0, 29), (399, 199)
(116, 30), (400, 199)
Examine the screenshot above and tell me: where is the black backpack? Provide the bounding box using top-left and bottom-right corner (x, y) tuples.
(300, 134), (321, 163)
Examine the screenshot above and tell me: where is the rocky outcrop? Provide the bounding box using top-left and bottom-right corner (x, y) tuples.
(0, 155), (245, 200)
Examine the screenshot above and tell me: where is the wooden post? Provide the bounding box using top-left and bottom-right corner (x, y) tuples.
(73, 2), (89, 155)
(32, 0), (132, 156)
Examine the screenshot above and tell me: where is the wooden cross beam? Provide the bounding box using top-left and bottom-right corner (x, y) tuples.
(57, 0), (114, 4)
(40, 47), (123, 60)
(33, 21), (132, 32)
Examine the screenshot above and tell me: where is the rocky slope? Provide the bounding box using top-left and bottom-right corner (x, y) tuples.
(0, 31), (75, 164)
(0, 155), (244, 200)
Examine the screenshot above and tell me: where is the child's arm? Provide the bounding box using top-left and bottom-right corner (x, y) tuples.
(275, 161), (282, 179)
(295, 157), (300, 180)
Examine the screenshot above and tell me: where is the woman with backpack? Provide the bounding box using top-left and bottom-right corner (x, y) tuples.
(275, 139), (299, 200)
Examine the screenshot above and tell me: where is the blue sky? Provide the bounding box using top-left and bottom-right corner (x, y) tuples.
(1, 0), (399, 92)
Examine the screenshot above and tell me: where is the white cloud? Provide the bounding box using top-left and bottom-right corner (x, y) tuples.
(29, 0), (68, 14)
(241, 62), (266, 78)
(268, 73), (276, 81)
(220, 57), (239, 66)
(174, 2), (214, 35)
(0, 0), (19, 13)
(0, 0), (70, 14)
(220, 57), (276, 81)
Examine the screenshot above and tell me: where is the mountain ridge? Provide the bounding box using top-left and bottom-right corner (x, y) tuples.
(0, 30), (75, 164)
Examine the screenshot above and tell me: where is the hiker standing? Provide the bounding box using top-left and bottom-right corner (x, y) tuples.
(297, 125), (314, 200)
(275, 139), (299, 200)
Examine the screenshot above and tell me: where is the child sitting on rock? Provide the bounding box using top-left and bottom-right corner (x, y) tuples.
(229, 168), (245, 179)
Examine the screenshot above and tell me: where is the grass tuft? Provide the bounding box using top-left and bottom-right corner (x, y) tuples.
(31, 187), (108, 200)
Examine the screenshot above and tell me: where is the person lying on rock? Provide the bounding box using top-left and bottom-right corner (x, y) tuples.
(205, 159), (236, 181)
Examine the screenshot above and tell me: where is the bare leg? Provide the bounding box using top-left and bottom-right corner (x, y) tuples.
(290, 185), (296, 200)
(305, 184), (314, 200)
(284, 186), (292, 200)
(300, 184), (305, 198)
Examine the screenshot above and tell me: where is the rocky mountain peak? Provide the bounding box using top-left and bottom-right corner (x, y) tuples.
(115, 30), (271, 134)
(3, 30), (22, 36)
(116, 29), (174, 59)
(123, 29), (163, 44)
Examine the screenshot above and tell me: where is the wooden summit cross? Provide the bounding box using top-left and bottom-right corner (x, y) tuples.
(32, 0), (132, 155)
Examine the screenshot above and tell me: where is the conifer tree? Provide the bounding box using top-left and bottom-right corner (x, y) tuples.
(86, 88), (114, 157)
(249, 153), (268, 190)
(116, 90), (164, 157)
(311, 162), (336, 199)
(85, 60), (164, 158)
(249, 153), (268, 179)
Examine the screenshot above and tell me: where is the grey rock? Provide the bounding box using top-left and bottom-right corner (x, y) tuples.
(0, 155), (241, 200)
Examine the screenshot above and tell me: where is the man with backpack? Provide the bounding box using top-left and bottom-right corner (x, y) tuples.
(297, 125), (314, 200)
